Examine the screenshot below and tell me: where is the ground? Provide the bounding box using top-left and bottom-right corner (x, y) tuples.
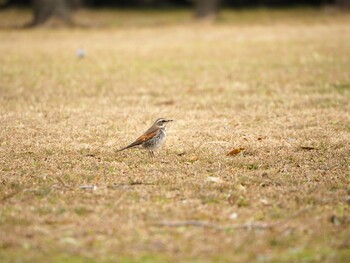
(0, 7), (350, 263)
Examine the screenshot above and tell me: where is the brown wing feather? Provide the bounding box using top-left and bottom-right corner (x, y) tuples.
(118, 129), (159, 151)
(135, 130), (158, 143)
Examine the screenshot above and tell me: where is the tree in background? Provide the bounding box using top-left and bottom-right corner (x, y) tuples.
(1, 0), (347, 27)
(194, 0), (221, 20)
(26, 0), (221, 26)
(335, 0), (350, 8)
(26, 0), (81, 27)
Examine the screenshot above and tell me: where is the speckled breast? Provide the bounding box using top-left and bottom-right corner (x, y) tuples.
(142, 129), (166, 150)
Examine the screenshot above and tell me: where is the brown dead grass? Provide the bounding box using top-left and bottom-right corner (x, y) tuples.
(0, 8), (350, 263)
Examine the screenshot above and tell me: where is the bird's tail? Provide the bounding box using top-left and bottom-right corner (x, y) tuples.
(117, 146), (131, 152)
(117, 141), (142, 152)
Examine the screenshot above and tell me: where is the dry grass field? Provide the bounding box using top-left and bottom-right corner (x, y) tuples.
(0, 8), (350, 263)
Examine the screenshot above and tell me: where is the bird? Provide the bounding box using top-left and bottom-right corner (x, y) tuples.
(118, 118), (173, 157)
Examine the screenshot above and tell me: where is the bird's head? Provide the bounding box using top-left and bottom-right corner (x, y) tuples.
(155, 118), (173, 128)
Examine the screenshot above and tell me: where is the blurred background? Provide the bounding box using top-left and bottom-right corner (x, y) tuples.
(0, 0), (349, 27)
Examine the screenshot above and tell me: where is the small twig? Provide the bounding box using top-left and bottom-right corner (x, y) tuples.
(204, 141), (231, 145)
(156, 220), (224, 230)
(155, 220), (272, 231)
(272, 206), (312, 227)
(79, 185), (97, 191)
(107, 182), (155, 189)
(155, 207), (312, 231)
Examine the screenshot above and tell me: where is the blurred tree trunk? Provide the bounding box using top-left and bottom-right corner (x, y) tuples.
(27, 0), (82, 27)
(194, 0), (221, 21)
(335, 0), (350, 8)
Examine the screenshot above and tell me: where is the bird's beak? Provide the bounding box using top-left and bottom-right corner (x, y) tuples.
(166, 119), (173, 122)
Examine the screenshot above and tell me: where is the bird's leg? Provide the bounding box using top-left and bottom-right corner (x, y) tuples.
(148, 150), (155, 158)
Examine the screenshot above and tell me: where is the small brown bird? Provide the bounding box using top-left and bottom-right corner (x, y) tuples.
(118, 118), (173, 157)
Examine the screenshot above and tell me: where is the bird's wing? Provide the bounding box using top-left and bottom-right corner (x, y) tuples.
(118, 129), (159, 151)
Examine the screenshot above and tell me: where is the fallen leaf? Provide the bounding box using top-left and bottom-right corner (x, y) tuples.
(237, 184), (247, 193)
(157, 100), (175, 106)
(260, 198), (270, 206)
(229, 212), (238, 220)
(227, 194), (238, 205)
(226, 147), (245, 156)
(206, 176), (223, 183)
(188, 155), (199, 162)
